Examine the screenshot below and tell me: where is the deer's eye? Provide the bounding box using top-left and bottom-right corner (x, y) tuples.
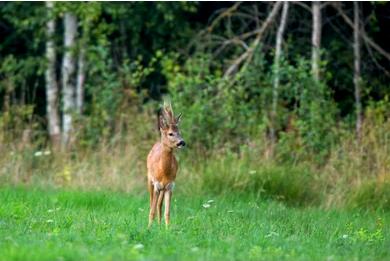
(168, 133), (174, 136)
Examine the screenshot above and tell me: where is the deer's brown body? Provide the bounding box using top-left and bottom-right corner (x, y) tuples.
(147, 103), (184, 228)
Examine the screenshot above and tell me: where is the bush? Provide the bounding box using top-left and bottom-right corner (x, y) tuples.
(162, 52), (338, 163)
(162, 53), (264, 151)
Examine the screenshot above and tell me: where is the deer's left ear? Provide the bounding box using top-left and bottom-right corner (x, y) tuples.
(175, 113), (182, 124)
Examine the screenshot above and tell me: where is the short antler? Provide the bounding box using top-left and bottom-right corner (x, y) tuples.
(175, 113), (182, 124)
(161, 100), (177, 125)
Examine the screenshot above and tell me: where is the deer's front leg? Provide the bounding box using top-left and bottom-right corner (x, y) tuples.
(157, 191), (165, 225)
(148, 189), (159, 228)
(164, 189), (172, 228)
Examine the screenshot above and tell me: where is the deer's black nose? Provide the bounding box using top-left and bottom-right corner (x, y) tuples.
(177, 140), (186, 147)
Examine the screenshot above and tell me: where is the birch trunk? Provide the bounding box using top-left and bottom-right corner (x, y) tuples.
(312, 1), (321, 82)
(62, 12), (77, 147)
(45, 1), (61, 148)
(76, 46), (85, 114)
(354, 2), (362, 138)
(270, 2), (289, 145)
(76, 18), (90, 115)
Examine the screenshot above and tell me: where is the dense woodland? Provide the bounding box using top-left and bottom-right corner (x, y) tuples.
(0, 2), (390, 208)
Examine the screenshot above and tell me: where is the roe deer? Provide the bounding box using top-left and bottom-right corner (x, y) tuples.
(147, 102), (185, 228)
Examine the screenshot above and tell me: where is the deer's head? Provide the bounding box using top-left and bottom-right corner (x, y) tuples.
(158, 102), (185, 149)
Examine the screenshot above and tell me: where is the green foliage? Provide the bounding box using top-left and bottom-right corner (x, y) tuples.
(162, 50), (338, 161)
(105, 2), (199, 58)
(81, 45), (157, 145)
(0, 3), (46, 52)
(277, 57), (338, 162)
(0, 55), (43, 142)
(163, 53), (263, 150)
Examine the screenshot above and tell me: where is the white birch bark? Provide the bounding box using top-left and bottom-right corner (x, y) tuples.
(45, 1), (61, 147)
(61, 12), (77, 147)
(76, 46), (85, 114)
(312, 1), (321, 82)
(270, 2), (289, 145)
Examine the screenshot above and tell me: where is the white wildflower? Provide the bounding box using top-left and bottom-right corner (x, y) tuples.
(202, 203), (211, 208)
(34, 151), (43, 157)
(133, 243), (144, 250)
(34, 150), (51, 157)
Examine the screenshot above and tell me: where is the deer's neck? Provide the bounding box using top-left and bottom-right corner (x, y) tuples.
(160, 143), (174, 158)
(160, 143), (175, 170)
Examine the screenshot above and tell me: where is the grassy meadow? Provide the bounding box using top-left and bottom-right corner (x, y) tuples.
(0, 113), (389, 260)
(1, 2), (390, 261)
(0, 186), (389, 261)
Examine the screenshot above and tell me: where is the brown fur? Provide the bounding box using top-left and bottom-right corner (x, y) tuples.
(147, 103), (184, 228)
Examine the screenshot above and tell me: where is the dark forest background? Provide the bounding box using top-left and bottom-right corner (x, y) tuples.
(0, 2), (389, 209)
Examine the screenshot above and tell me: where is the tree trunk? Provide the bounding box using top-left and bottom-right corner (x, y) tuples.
(312, 1), (321, 82)
(354, 1), (362, 138)
(62, 12), (77, 148)
(270, 1), (289, 145)
(76, 45), (85, 114)
(76, 16), (91, 115)
(45, 1), (61, 148)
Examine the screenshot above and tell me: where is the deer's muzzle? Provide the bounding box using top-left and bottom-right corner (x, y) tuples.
(176, 140), (186, 148)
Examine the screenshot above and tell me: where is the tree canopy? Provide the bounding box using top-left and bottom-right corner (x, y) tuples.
(0, 2), (389, 155)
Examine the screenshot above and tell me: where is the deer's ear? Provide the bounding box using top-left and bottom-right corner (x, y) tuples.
(159, 115), (168, 130)
(175, 113), (182, 124)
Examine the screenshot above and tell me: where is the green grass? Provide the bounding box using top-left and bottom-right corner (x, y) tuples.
(0, 187), (389, 261)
